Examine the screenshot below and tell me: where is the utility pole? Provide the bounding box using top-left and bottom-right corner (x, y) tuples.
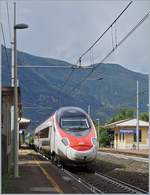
(0, 1), (2, 185)
(13, 2), (28, 177)
(148, 61), (150, 152)
(11, 2), (16, 86)
(96, 119), (100, 149)
(88, 105), (90, 116)
(11, 2), (16, 175)
(136, 80), (139, 151)
(13, 2), (19, 177)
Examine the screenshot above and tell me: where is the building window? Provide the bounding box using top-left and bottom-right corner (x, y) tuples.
(119, 133), (121, 141)
(115, 133), (118, 141)
(133, 130), (142, 142)
(122, 133), (124, 142)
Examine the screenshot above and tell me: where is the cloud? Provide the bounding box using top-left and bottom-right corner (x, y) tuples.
(20, 8), (32, 15)
(1, 0), (149, 73)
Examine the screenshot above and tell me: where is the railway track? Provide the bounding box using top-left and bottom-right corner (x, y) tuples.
(63, 169), (148, 194)
(36, 149), (148, 194)
(95, 171), (148, 194)
(63, 168), (148, 194)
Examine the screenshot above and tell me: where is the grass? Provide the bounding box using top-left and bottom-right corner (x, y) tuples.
(2, 167), (13, 193)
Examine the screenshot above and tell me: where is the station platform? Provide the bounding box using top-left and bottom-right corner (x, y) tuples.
(98, 147), (149, 158)
(4, 146), (83, 194)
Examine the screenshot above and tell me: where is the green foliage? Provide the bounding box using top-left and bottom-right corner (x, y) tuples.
(98, 127), (113, 147)
(108, 107), (135, 123)
(2, 167), (13, 193)
(29, 136), (34, 144)
(140, 112), (149, 122)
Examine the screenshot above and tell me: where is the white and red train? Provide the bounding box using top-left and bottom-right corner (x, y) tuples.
(34, 106), (97, 165)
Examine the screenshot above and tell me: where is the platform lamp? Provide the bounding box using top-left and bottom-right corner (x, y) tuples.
(13, 23), (28, 177)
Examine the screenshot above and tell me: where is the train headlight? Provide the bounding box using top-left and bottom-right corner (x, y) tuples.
(61, 138), (69, 146)
(92, 138), (97, 146)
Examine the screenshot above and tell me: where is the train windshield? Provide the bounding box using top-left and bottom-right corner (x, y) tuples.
(61, 118), (90, 130)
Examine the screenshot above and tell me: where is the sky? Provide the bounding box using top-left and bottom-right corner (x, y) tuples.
(1, 0), (150, 73)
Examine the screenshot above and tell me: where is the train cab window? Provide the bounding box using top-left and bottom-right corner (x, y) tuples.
(61, 118), (90, 130)
(56, 107), (92, 136)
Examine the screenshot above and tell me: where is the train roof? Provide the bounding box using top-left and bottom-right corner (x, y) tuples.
(35, 116), (52, 134)
(56, 106), (88, 117)
(34, 106), (88, 133)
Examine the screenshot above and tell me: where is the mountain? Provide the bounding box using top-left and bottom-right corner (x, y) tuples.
(2, 46), (148, 130)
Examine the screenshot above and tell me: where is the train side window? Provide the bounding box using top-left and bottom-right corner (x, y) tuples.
(39, 127), (49, 138)
(53, 126), (55, 132)
(49, 126), (52, 136)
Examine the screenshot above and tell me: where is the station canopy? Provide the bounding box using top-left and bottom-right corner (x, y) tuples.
(19, 117), (31, 129)
(104, 118), (149, 129)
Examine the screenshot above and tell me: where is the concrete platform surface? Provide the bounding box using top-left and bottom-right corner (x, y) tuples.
(5, 148), (86, 194)
(98, 148), (149, 158)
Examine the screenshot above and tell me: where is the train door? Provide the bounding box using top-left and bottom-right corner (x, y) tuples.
(49, 125), (52, 150)
(50, 123), (56, 153)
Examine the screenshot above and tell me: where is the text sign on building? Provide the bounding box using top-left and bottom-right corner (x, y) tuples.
(120, 129), (137, 134)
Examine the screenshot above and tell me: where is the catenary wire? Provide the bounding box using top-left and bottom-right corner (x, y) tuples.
(67, 12), (149, 97)
(59, 1), (133, 97)
(1, 23), (11, 77)
(76, 1), (133, 65)
(6, 2), (12, 42)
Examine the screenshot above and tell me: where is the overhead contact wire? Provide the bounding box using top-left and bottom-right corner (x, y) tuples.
(76, 1), (133, 65)
(67, 1), (133, 96)
(69, 12), (149, 96)
(6, 2), (12, 42)
(1, 23), (11, 77)
(60, 1), (133, 99)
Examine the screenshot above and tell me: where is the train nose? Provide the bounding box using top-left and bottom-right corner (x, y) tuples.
(66, 147), (97, 162)
(84, 156), (87, 160)
(71, 144), (92, 151)
(70, 141), (93, 151)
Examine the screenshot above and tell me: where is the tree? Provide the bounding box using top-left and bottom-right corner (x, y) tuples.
(140, 112), (149, 122)
(108, 107), (135, 123)
(98, 127), (113, 147)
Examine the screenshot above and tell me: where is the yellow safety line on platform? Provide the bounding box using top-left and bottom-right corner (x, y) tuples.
(34, 159), (63, 194)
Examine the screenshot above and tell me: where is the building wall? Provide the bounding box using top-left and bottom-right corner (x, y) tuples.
(2, 87), (21, 176)
(114, 127), (149, 150)
(2, 95), (12, 175)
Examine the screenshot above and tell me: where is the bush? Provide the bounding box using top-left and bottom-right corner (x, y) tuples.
(98, 128), (113, 147)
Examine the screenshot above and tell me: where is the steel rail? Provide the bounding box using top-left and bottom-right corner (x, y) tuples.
(95, 172), (148, 194)
(37, 151), (102, 194)
(62, 169), (103, 194)
(34, 149), (148, 194)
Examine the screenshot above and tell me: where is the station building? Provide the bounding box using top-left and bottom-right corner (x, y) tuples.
(19, 117), (31, 146)
(2, 87), (21, 174)
(105, 118), (149, 150)
(2, 87), (30, 175)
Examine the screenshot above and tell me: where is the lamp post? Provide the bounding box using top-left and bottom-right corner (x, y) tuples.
(88, 105), (91, 116)
(136, 80), (139, 151)
(96, 118), (100, 149)
(13, 23), (28, 177)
